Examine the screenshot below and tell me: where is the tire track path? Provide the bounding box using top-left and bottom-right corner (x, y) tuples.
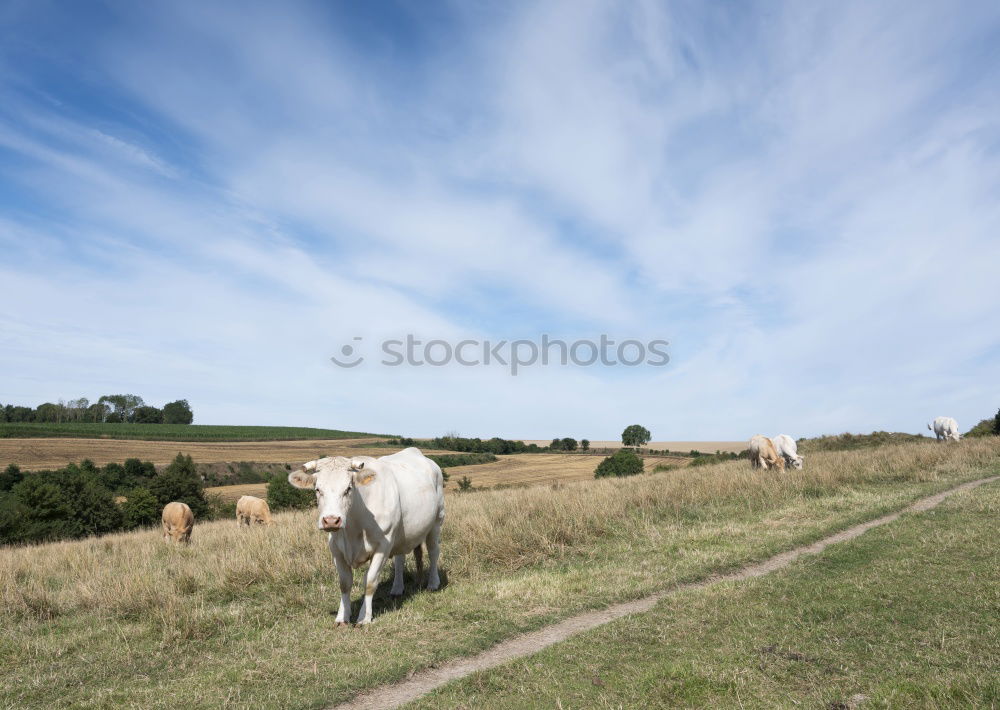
(332, 475), (999, 710)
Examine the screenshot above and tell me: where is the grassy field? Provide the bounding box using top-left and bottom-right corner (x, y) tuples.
(0, 422), (382, 441)
(418, 475), (1000, 708)
(446, 452), (689, 488)
(0, 438), (996, 708)
(521, 439), (747, 453)
(0, 437), (406, 471)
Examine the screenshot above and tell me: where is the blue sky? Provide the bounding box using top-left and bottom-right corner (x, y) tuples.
(1, 0), (999, 439)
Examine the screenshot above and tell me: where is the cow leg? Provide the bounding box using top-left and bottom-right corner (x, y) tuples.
(332, 551), (353, 627)
(356, 549), (389, 625)
(390, 554), (406, 598)
(426, 523), (442, 591)
(413, 544), (424, 589)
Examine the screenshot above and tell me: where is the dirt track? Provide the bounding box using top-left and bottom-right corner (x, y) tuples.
(330, 475), (1000, 710)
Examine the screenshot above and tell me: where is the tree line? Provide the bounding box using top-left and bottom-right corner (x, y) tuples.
(0, 395), (193, 424)
(0, 454), (209, 546)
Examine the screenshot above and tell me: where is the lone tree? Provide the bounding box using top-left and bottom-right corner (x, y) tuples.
(580, 439), (590, 451)
(621, 424), (651, 449)
(994, 408), (1000, 436)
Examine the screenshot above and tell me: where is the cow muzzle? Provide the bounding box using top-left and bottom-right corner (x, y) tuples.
(321, 515), (343, 532)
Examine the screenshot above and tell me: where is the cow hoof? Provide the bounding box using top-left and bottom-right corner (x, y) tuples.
(336, 622), (350, 628)
(389, 592), (403, 599)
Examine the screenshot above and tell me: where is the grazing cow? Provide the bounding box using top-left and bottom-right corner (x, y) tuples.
(236, 495), (274, 526)
(770, 434), (804, 470)
(161, 501), (194, 544)
(748, 435), (785, 471)
(928, 416), (960, 442)
(288, 447), (446, 626)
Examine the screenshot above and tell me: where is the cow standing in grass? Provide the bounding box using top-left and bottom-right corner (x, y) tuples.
(748, 435), (785, 471)
(770, 434), (804, 470)
(288, 447), (446, 626)
(161, 501), (194, 544)
(236, 495), (274, 526)
(928, 416), (961, 442)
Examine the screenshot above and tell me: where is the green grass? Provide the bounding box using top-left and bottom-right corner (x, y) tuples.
(0, 440), (996, 709)
(417, 481), (1000, 709)
(0, 422), (382, 441)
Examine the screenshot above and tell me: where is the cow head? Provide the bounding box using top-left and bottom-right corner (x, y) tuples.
(288, 456), (378, 532)
(791, 455), (804, 470)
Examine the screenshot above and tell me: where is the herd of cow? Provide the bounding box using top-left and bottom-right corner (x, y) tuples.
(157, 418), (962, 624)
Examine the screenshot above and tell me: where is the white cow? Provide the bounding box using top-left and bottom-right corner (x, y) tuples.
(928, 416), (960, 442)
(770, 434), (804, 470)
(748, 434), (785, 471)
(288, 447), (445, 625)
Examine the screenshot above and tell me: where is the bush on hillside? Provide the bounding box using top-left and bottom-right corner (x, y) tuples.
(964, 410), (1000, 437)
(267, 474), (315, 511)
(594, 449), (644, 478)
(121, 487), (160, 529)
(148, 453), (208, 517)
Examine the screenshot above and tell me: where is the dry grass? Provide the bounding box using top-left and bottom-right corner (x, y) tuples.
(205, 482), (269, 502)
(521, 439), (747, 452)
(4, 438), (996, 624)
(1, 438), (997, 708)
(0, 437), (434, 470)
(444, 452), (689, 488)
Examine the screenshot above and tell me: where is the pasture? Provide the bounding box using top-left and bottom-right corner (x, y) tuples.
(419, 478), (1000, 708)
(521, 439), (747, 453)
(445, 452), (689, 488)
(1, 438), (997, 708)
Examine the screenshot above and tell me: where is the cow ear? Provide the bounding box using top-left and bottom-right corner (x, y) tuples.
(288, 470), (317, 489)
(350, 459), (377, 486)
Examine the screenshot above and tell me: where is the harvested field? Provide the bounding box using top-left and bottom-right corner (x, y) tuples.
(0, 437), (449, 471)
(444, 452), (689, 488)
(205, 483), (268, 503)
(520, 440), (747, 453)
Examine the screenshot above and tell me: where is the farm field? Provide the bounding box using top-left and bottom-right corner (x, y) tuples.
(1, 438), (997, 709)
(0, 422), (382, 441)
(445, 452), (689, 488)
(522, 439), (747, 453)
(205, 483), (270, 503)
(419, 478), (1000, 708)
(0, 437), (418, 471)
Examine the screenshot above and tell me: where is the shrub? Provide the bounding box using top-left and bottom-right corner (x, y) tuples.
(964, 410), (1000, 437)
(148, 453), (208, 517)
(120, 487), (160, 529)
(457, 476), (474, 492)
(267, 474), (314, 511)
(0, 464), (22, 492)
(594, 449), (644, 478)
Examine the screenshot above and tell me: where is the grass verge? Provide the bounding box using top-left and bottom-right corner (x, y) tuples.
(416, 479), (1000, 709)
(0, 439), (996, 708)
